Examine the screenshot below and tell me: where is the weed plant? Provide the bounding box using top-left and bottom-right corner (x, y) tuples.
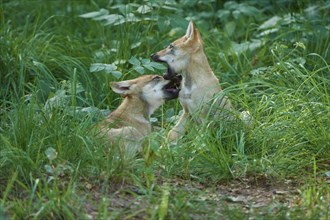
(1, 0), (329, 219)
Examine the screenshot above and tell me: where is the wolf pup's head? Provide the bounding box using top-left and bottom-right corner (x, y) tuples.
(151, 21), (203, 80)
(110, 75), (180, 114)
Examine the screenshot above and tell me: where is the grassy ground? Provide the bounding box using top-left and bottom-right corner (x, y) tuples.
(1, 0), (329, 219)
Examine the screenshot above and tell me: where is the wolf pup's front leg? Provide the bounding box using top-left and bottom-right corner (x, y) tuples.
(167, 110), (189, 142)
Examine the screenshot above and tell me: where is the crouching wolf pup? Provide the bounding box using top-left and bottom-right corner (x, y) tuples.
(151, 21), (242, 142)
(99, 75), (180, 156)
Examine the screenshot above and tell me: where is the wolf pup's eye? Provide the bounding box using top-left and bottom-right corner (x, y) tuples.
(168, 44), (174, 50)
(152, 76), (162, 81)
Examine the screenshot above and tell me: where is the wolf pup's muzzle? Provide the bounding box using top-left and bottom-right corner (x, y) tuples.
(150, 53), (161, 62)
(151, 54), (177, 80)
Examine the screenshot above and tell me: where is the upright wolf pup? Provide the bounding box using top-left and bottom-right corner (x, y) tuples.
(99, 75), (180, 155)
(151, 21), (234, 142)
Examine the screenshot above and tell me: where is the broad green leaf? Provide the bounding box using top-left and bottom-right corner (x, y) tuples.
(149, 138), (160, 152)
(143, 64), (154, 71)
(225, 21), (236, 36)
(250, 67), (269, 76)
(238, 5), (259, 16)
(169, 15), (189, 29)
(149, 62), (167, 70)
(165, 108), (175, 118)
(93, 14), (113, 21)
(137, 5), (152, 14)
(79, 106), (99, 114)
(113, 13), (140, 26)
(141, 58), (151, 65)
(44, 165), (53, 174)
(232, 10), (241, 19)
(131, 41), (141, 49)
(224, 1), (238, 10)
(258, 28), (279, 37)
(45, 147), (57, 161)
(113, 59), (126, 65)
(90, 63), (119, 75)
(90, 63), (105, 72)
(218, 9), (230, 20)
(161, 5), (178, 12)
(232, 39), (262, 54)
(104, 64), (117, 73)
(113, 3), (136, 15)
(157, 17), (170, 32)
(111, 70), (122, 79)
(79, 9), (109, 18)
(134, 66), (145, 74)
(181, 0), (199, 6)
(325, 171), (330, 177)
(129, 57), (141, 66)
(150, 117), (158, 123)
(103, 14), (124, 26)
(259, 16), (281, 29)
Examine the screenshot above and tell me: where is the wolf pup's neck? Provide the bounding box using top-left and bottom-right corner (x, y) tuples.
(183, 51), (215, 84)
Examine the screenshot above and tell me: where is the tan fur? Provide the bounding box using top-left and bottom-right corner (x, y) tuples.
(151, 21), (233, 142)
(99, 75), (179, 155)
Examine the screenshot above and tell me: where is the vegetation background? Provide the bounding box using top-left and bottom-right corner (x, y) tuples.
(1, 0), (329, 219)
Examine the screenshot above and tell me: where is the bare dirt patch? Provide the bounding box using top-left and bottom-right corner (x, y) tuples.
(80, 176), (304, 219)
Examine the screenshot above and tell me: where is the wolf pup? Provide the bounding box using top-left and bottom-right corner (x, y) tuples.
(99, 74), (180, 155)
(151, 21), (235, 142)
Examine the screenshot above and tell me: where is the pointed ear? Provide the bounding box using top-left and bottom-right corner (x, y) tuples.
(185, 21), (195, 39)
(185, 21), (202, 44)
(110, 80), (133, 95)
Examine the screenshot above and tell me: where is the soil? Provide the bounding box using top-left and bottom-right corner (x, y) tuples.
(81, 176), (304, 219)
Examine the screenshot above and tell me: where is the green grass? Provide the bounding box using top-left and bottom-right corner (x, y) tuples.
(1, 0), (329, 219)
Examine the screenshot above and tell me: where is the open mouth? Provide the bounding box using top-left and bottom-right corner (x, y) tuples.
(164, 75), (182, 100)
(151, 54), (178, 80)
(164, 66), (177, 80)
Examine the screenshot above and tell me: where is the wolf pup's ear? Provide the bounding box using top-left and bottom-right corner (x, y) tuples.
(185, 21), (202, 44)
(185, 21), (195, 39)
(110, 80), (134, 95)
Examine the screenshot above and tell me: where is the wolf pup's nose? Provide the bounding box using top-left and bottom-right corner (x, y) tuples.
(151, 54), (159, 62)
